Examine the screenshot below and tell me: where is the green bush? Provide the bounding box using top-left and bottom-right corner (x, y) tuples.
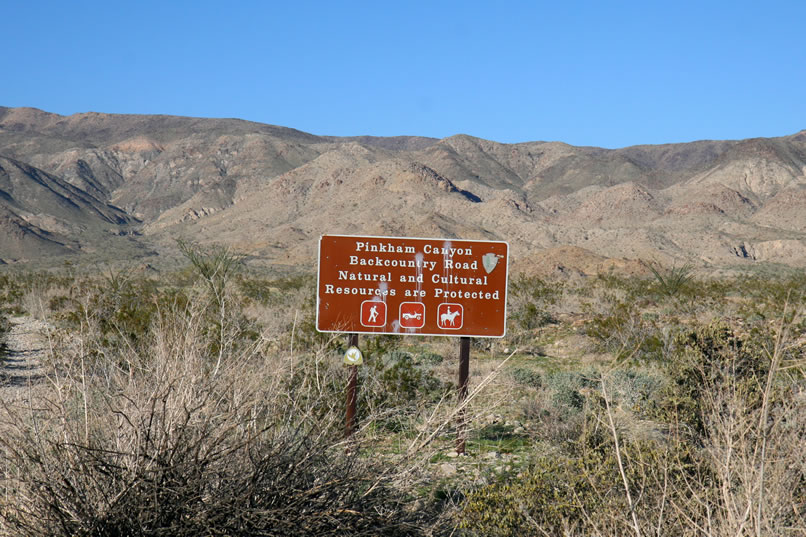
(379, 351), (446, 403)
(414, 350), (444, 366)
(0, 274), (25, 315)
(546, 371), (593, 412)
(58, 271), (163, 356)
(652, 322), (770, 436)
(510, 367), (542, 388)
(366, 350), (451, 432)
(605, 369), (663, 412)
(585, 301), (666, 362)
(0, 313), (9, 358)
(461, 383), (714, 537)
(285, 344), (449, 434)
(508, 275), (558, 334)
(237, 273), (314, 306)
(459, 438), (691, 537)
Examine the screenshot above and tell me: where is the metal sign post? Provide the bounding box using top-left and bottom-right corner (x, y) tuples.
(345, 333), (359, 438)
(456, 336), (471, 454)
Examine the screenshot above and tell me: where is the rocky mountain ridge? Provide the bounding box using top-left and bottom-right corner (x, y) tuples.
(1, 106), (805, 273)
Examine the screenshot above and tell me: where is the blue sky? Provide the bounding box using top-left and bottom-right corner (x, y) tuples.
(3, 1), (804, 148)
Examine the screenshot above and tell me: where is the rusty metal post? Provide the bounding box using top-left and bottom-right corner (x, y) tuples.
(345, 333), (359, 438)
(456, 336), (471, 454)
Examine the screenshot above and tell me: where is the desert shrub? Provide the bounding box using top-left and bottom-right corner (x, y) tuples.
(739, 272), (806, 304)
(1, 271), (73, 311)
(507, 275), (558, 339)
(512, 302), (555, 331)
(459, 455), (595, 536)
(378, 350), (447, 403)
(238, 273), (313, 307)
(585, 301), (668, 362)
(517, 371), (592, 445)
(0, 276), (19, 356)
(510, 274), (559, 304)
(729, 273), (806, 322)
(177, 240), (263, 363)
(546, 371), (594, 412)
(459, 426), (699, 537)
(47, 294), (72, 312)
(462, 352), (805, 537)
(520, 396), (585, 445)
(357, 350), (451, 432)
(275, 283), (338, 353)
(56, 270), (162, 356)
(647, 319), (806, 535)
(604, 369), (663, 412)
(652, 322), (770, 435)
(510, 367), (542, 388)
(0, 274), (25, 315)
(283, 342), (449, 435)
(592, 272), (655, 304)
(0, 313), (8, 358)
(46, 264), (263, 378)
(413, 350), (444, 366)
(643, 260), (695, 298)
(0, 304), (443, 537)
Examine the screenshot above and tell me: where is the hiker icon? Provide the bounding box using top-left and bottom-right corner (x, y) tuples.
(360, 300), (386, 327)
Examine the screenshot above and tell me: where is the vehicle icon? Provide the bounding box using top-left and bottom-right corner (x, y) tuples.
(399, 302), (425, 329)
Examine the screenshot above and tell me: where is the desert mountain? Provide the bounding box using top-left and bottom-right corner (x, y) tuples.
(0, 153), (136, 262)
(1, 106), (805, 272)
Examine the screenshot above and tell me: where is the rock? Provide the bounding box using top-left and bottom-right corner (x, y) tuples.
(439, 463), (458, 476)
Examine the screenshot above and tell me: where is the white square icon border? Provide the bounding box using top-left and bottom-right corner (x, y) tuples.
(437, 303), (463, 330)
(399, 302), (426, 329)
(360, 300), (386, 327)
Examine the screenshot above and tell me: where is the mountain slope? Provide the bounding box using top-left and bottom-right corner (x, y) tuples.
(0, 155), (136, 261)
(2, 106), (805, 271)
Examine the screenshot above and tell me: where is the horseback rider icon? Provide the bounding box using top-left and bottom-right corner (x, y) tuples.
(437, 303), (462, 329)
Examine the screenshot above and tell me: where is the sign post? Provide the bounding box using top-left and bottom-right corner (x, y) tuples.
(317, 235), (509, 447)
(345, 333), (359, 438)
(456, 336), (471, 454)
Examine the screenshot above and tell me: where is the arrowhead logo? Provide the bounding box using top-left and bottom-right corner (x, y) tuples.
(482, 253), (500, 274)
(343, 346), (363, 365)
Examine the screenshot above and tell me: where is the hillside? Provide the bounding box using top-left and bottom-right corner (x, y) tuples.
(1, 106), (805, 271)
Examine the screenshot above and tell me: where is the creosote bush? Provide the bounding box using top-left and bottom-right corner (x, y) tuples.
(585, 301), (667, 362)
(60, 269), (163, 354)
(507, 275), (558, 340)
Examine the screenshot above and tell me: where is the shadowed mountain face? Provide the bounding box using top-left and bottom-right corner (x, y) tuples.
(1, 106), (805, 271)
(0, 154), (136, 261)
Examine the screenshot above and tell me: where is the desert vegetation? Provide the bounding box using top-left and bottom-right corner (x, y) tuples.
(0, 252), (804, 536)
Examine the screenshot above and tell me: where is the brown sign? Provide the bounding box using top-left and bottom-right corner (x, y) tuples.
(316, 235), (509, 337)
